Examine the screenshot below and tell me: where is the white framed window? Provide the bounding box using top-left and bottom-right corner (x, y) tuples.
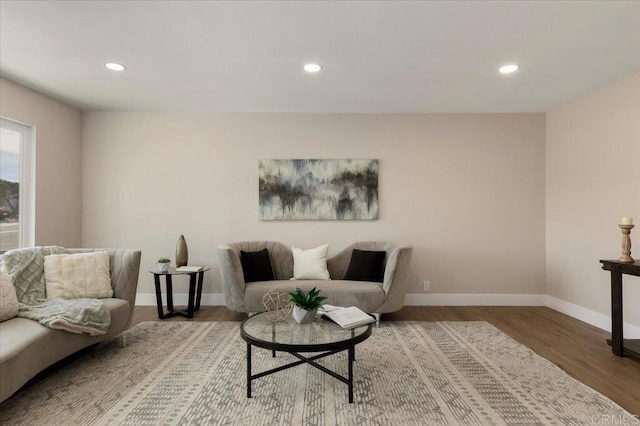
(0, 117), (35, 252)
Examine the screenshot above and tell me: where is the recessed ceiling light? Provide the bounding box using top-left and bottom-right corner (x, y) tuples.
(499, 64), (519, 74)
(105, 62), (126, 71)
(303, 63), (322, 73)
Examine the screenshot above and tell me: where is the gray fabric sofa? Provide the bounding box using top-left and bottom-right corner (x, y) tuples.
(218, 241), (412, 322)
(0, 248), (141, 403)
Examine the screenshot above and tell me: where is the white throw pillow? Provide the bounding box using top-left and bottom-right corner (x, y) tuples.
(292, 244), (331, 280)
(44, 252), (113, 299)
(0, 264), (19, 322)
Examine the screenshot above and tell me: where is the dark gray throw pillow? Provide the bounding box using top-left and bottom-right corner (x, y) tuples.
(240, 248), (275, 283)
(343, 249), (386, 283)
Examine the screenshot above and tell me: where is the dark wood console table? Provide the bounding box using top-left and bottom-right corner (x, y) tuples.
(600, 259), (640, 359)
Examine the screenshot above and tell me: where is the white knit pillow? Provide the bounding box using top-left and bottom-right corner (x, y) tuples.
(0, 264), (19, 322)
(44, 252), (113, 299)
(292, 244), (331, 280)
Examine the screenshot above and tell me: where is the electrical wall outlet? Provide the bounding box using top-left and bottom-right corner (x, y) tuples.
(422, 280), (431, 292)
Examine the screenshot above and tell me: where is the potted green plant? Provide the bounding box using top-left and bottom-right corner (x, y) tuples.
(157, 257), (171, 272)
(288, 287), (327, 324)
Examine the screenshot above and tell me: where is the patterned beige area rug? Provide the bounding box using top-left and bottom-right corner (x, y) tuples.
(1, 321), (637, 425)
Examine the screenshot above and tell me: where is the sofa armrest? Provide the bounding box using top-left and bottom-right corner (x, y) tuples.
(109, 249), (142, 309)
(217, 244), (248, 311)
(380, 245), (413, 312)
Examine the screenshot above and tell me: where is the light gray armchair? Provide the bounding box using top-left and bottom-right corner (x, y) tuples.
(217, 241), (412, 323)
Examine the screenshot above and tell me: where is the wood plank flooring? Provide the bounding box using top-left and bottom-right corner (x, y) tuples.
(132, 305), (640, 416)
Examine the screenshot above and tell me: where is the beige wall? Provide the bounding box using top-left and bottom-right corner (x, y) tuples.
(546, 73), (640, 328)
(82, 112), (546, 297)
(4, 71), (637, 330)
(0, 77), (83, 247)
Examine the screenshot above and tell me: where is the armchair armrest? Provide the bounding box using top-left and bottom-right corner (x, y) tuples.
(217, 244), (248, 312)
(380, 245), (413, 312)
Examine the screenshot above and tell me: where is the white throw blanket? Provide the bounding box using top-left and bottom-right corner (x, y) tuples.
(1, 247), (111, 335)
(2, 246), (65, 305)
(18, 298), (110, 336)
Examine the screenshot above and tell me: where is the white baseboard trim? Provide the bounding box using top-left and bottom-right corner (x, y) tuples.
(135, 292), (640, 338)
(404, 293), (547, 306)
(136, 293), (226, 306)
(137, 293), (548, 307)
(547, 296), (640, 339)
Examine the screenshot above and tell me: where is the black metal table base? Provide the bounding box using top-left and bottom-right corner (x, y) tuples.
(247, 344), (356, 403)
(153, 271), (204, 319)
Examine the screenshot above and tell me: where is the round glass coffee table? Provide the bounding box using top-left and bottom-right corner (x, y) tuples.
(240, 312), (372, 403)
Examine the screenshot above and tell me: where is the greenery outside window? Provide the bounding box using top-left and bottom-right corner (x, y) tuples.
(0, 117), (35, 253)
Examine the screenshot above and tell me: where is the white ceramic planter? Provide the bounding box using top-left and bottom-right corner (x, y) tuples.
(292, 305), (317, 324)
(157, 262), (170, 272)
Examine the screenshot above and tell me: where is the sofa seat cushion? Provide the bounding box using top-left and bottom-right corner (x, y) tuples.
(0, 317), (102, 403)
(0, 298), (130, 403)
(244, 280), (385, 313)
(0, 298), (129, 367)
(0, 317), (51, 364)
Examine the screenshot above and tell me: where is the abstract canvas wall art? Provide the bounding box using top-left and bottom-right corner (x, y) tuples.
(259, 159), (379, 220)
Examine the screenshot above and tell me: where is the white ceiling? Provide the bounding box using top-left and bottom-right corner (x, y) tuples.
(1, 1), (639, 112)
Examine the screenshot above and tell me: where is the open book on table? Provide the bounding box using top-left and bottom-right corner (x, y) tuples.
(176, 266), (203, 272)
(318, 305), (376, 329)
